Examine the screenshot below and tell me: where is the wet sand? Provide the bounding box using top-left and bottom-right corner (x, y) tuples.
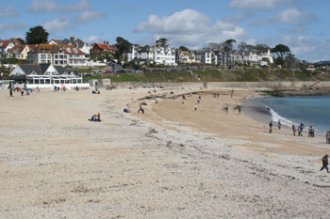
(1, 86), (330, 218)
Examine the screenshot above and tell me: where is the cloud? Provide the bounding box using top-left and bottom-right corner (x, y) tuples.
(135, 9), (246, 47)
(44, 17), (71, 32)
(0, 23), (26, 34)
(273, 8), (316, 24)
(0, 6), (18, 18)
(229, 0), (289, 9)
(85, 35), (99, 43)
(29, 0), (89, 13)
(281, 35), (330, 61)
(77, 11), (104, 22)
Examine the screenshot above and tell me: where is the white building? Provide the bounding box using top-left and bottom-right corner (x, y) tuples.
(127, 44), (177, 66)
(232, 49), (274, 65)
(8, 64), (89, 89)
(176, 49), (197, 64)
(196, 49), (218, 65)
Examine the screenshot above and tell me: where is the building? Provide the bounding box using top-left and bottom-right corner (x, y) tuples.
(8, 64), (89, 89)
(27, 44), (88, 66)
(126, 44), (176, 66)
(232, 49), (274, 66)
(6, 45), (31, 60)
(196, 49), (218, 65)
(90, 43), (116, 61)
(175, 48), (197, 64)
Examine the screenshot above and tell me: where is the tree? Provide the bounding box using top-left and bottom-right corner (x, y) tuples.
(155, 38), (168, 48)
(222, 39), (236, 66)
(255, 44), (270, 53)
(114, 37), (132, 60)
(179, 46), (189, 51)
(271, 44), (291, 66)
(15, 38), (26, 45)
(25, 26), (49, 44)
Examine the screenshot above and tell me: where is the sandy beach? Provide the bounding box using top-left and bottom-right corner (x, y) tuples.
(1, 85), (330, 218)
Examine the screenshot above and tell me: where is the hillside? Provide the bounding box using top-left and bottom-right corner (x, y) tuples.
(82, 68), (330, 83)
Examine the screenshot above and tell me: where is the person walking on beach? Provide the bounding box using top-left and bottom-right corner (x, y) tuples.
(292, 124), (296, 136)
(194, 104), (197, 111)
(269, 121), (273, 133)
(298, 123), (304, 136)
(278, 120), (281, 130)
(320, 154), (330, 173)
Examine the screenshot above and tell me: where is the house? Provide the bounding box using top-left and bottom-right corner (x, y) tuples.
(49, 37), (91, 55)
(126, 44), (176, 66)
(6, 45), (31, 60)
(8, 63), (89, 89)
(196, 49), (218, 65)
(0, 40), (16, 59)
(27, 44), (88, 66)
(126, 44), (150, 63)
(232, 49), (274, 66)
(149, 46), (176, 66)
(90, 42), (116, 61)
(176, 48), (197, 64)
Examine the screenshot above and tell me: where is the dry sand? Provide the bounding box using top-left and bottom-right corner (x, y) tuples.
(1, 85), (330, 218)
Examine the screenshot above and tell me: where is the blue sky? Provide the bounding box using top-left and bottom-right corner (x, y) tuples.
(0, 0), (329, 62)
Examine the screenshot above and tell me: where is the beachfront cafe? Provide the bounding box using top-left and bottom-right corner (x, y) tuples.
(8, 64), (89, 89)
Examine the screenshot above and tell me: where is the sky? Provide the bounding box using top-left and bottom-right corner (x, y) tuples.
(0, 0), (329, 62)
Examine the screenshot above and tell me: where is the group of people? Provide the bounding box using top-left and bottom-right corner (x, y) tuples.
(268, 120), (282, 133)
(269, 121), (316, 138)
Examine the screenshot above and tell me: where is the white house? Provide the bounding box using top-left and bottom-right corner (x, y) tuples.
(196, 49), (218, 65)
(232, 49), (274, 65)
(176, 49), (197, 64)
(127, 44), (177, 66)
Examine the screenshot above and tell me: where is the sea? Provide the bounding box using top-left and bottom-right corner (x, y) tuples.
(261, 96), (330, 134)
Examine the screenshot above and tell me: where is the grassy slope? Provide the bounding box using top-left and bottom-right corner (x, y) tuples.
(82, 68), (330, 83)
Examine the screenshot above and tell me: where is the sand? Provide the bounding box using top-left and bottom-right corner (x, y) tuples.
(1, 85), (330, 218)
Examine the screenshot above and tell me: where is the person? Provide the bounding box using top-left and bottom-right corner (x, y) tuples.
(224, 106), (229, 114)
(269, 121), (273, 133)
(308, 125), (314, 137)
(89, 113), (101, 122)
(8, 82), (13, 97)
(278, 120), (281, 130)
(123, 104), (131, 113)
(320, 154), (329, 173)
(292, 124), (296, 136)
(194, 104), (197, 111)
(298, 123), (304, 136)
(182, 95), (186, 104)
(138, 104), (144, 114)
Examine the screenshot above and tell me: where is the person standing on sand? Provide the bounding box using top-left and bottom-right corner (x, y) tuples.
(194, 104), (197, 111)
(278, 120), (281, 130)
(292, 124), (296, 136)
(269, 121), (273, 133)
(320, 154), (330, 173)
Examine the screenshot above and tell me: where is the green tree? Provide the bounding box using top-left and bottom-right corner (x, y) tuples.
(114, 37), (132, 60)
(271, 44), (291, 66)
(25, 26), (49, 44)
(223, 39), (236, 65)
(155, 38), (168, 48)
(179, 46), (189, 51)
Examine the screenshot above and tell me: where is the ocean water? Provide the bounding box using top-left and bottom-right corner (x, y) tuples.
(262, 96), (330, 133)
